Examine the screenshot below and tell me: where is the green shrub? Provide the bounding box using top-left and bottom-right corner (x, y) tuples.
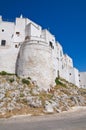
(9, 78), (14, 83)
(22, 78), (30, 85)
(20, 93), (24, 97)
(55, 77), (67, 88)
(0, 71), (15, 76)
(0, 71), (7, 75)
(55, 78), (62, 85)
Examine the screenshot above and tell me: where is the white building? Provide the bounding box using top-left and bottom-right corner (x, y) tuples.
(79, 72), (86, 88)
(0, 15), (86, 90)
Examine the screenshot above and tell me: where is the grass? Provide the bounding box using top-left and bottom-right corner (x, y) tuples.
(55, 77), (67, 88)
(9, 78), (14, 83)
(20, 93), (24, 98)
(79, 88), (86, 95)
(38, 91), (53, 107)
(22, 79), (30, 85)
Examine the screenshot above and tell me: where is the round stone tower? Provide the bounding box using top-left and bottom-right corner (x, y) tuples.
(17, 40), (56, 90)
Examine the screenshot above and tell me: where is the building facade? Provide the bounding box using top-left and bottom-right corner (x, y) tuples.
(0, 15), (86, 90)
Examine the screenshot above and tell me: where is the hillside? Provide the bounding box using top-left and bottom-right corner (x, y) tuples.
(0, 72), (86, 118)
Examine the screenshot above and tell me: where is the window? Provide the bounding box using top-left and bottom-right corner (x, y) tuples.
(16, 32), (20, 34)
(78, 74), (80, 77)
(15, 44), (18, 48)
(1, 40), (6, 46)
(49, 41), (54, 49)
(69, 73), (71, 75)
(16, 32), (20, 36)
(2, 29), (4, 32)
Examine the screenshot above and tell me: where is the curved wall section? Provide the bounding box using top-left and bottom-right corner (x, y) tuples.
(17, 41), (55, 90)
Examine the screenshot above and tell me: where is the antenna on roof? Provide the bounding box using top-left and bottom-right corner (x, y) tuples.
(20, 14), (23, 18)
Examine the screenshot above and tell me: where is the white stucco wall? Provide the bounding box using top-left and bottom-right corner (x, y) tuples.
(79, 72), (86, 88)
(56, 42), (63, 60)
(13, 17), (26, 43)
(0, 46), (19, 73)
(64, 54), (73, 68)
(26, 18), (41, 30)
(42, 30), (55, 44)
(68, 67), (79, 87)
(0, 21), (14, 46)
(25, 23), (45, 42)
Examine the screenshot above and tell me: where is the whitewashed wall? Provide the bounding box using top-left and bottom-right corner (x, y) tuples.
(0, 46), (19, 73)
(42, 30), (55, 44)
(0, 21), (14, 46)
(79, 72), (86, 88)
(13, 18), (26, 43)
(17, 41), (56, 90)
(68, 67), (79, 87)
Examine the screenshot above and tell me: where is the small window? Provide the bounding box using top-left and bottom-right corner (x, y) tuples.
(49, 41), (54, 49)
(1, 40), (6, 46)
(78, 74), (80, 77)
(16, 32), (20, 36)
(2, 29), (4, 32)
(16, 32), (20, 34)
(15, 44), (18, 48)
(69, 73), (71, 75)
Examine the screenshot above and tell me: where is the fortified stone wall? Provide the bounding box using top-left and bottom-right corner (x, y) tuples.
(17, 40), (56, 90)
(0, 15), (86, 89)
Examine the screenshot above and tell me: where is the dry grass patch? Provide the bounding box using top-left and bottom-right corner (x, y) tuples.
(0, 106), (44, 118)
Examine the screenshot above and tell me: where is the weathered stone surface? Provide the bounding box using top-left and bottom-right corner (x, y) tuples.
(17, 42), (56, 90)
(3, 97), (11, 102)
(0, 107), (7, 115)
(0, 93), (5, 100)
(0, 88), (6, 94)
(0, 75), (86, 118)
(0, 102), (4, 108)
(23, 87), (30, 97)
(10, 90), (20, 98)
(44, 101), (54, 113)
(7, 102), (15, 111)
(26, 96), (42, 108)
(32, 87), (40, 95)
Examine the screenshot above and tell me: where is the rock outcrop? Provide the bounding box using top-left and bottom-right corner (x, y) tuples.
(0, 73), (86, 118)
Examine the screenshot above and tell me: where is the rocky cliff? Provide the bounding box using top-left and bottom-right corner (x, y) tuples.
(0, 72), (86, 118)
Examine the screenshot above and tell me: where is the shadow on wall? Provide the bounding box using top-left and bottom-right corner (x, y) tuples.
(15, 48), (20, 75)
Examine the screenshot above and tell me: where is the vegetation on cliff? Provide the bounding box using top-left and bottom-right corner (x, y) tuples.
(0, 72), (86, 118)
